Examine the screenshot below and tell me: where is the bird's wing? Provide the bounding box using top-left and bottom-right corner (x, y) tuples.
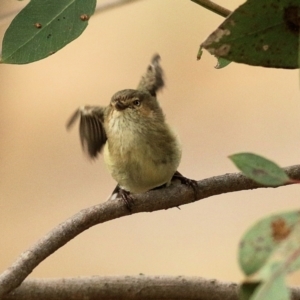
(66, 106), (107, 159)
(137, 54), (164, 96)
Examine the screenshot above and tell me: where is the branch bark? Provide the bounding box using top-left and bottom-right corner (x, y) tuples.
(1, 165), (300, 298)
(2, 276), (300, 300)
(2, 276), (239, 300)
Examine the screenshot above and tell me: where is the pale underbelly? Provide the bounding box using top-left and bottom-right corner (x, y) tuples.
(103, 144), (179, 193)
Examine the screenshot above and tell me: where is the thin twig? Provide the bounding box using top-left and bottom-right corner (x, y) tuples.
(1, 165), (300, 297)
(191, 0), (231, 18)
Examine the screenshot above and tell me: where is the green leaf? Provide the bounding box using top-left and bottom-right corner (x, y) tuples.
(250, 273), (290, 300)
(200, 0), (300, 69)
(1, 0), (96, 64)
(229, 153), (290, 186)
(215, 57), (231, 69)
(239, 211), (300, 276)
(240, 277), (290, 300)
(239, 211), (300, 300)
(240, 282), (261, 300)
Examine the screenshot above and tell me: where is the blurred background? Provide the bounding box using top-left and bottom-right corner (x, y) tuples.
(1, 0), (300, 285)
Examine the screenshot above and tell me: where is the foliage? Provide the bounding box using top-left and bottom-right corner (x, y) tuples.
(229, 153), (291, 186)
(238, 210), (300, 300)
(200, 0), (300, 68)
(229, 152), (300, 299)
(1, 0), (96, 64)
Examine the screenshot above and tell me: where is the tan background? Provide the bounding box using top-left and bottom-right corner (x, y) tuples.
(1, 0), (300, 285)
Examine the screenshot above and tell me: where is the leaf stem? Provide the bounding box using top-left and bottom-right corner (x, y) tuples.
(191, 0), (231, 18)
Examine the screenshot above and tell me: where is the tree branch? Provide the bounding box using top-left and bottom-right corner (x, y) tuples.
(2, 276), (239, 300)
(191, 0), (231, 18)
(1, 165), (300, 298)
(2, 276), (300, 300)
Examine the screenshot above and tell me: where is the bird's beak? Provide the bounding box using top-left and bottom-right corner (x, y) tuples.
(115, 101), (127, 111)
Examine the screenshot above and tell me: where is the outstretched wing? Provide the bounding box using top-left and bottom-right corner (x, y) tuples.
(137, 54), (164, 96)
(66, 106), (107, 158)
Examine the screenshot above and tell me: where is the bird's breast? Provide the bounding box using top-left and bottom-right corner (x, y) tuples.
(103, 115), (181, 193)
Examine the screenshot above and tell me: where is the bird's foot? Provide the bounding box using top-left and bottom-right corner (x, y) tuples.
(111, 185), (134, 211)
(172, 171), (198, 200)
(120, 189), (134, 211)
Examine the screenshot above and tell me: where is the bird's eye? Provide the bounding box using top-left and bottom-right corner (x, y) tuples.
(133, 99), (141, 106)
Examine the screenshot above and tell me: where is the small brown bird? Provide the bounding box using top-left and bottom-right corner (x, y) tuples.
(67, 55), (195, 207)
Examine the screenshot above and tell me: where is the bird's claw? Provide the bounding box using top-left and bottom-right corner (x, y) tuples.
(111, 185), (134, 211)
(172, 171), (198, 200)
(119, 189), (134, 211)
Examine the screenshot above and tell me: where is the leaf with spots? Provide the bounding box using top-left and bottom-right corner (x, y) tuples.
(239, 211), (300, 276)
(200, 0), (300, 69)
(240, 274), (290, 300)
(239, 211), (300, 300)
(229, 153), (290, 186)
(1, 0), (96, 64)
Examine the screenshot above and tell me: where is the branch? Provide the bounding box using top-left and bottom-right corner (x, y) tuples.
(2, 276), (238, 300)
(2, 276), (300, 300)
(191, 0), (231, 18)
(1, 165), (300, 298)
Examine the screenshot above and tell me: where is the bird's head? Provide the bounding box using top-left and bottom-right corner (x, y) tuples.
(110, 89), (163, 120)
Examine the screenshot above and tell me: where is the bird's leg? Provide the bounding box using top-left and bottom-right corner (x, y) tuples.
(172, 171), (198, 200)
(119, 189), (134, 211)
(111, 184), (121, 196)
(111, 184), (134, 211)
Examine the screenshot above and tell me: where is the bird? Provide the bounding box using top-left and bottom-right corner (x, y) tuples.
(67, 54), (196, 208)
